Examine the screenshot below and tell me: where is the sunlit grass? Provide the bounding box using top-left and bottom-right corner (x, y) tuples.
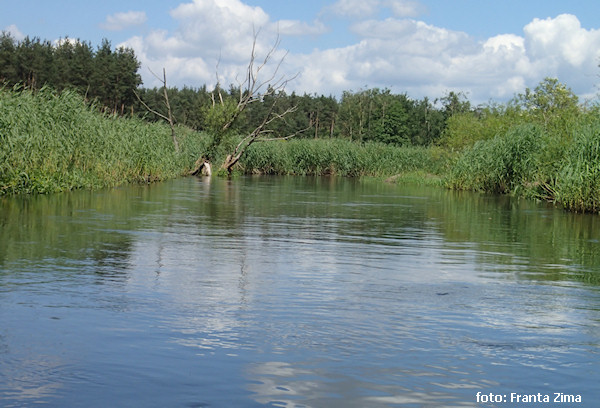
(445, 120), (600, 213)
(0, 86), (206, 194)
(239, 138), (447, 178)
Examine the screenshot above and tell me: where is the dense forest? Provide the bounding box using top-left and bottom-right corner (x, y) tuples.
(2, 33), (600, 213)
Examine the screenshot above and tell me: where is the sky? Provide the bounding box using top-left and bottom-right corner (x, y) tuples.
(2, 0), (600, 104)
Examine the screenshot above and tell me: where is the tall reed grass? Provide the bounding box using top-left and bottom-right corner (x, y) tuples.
(446, 124), (548, 194)
(446, 120), (600, 213)
(239, 138), (447, 179)
(0, 87), (206, 194)
(553, 122), (600, 212)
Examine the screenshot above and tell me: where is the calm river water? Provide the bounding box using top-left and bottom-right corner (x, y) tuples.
(1, 176), (599, 407)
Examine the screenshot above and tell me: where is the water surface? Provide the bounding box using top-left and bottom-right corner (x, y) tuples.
(1, 176), (599, 407)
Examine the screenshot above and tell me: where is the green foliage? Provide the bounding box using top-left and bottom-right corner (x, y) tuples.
(438, 105), (522, 151)
(440, 78), (581, 151)
(514, 77), (579, 118)
(445, 112), (600, 213)
(239, 139), (445, 178)
(139, 85), (453, 148)
(335, 88), (447, 145)
(0, 87), (205, 195)
(0, 33), (141, 113)
(446, 124), (548, 194)
(440, 77), (600, 212)
(553, 121), (600, 212)
(200, 97), (242, 160)
(512, 77), (581, 137)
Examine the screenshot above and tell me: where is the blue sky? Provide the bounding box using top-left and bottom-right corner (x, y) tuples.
(2, 0), (600, 104)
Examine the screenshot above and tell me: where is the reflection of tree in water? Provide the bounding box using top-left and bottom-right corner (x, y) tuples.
(430, 189), (600, 285)
(0, 182), (181, 283)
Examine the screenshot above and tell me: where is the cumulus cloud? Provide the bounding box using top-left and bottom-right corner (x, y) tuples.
(101, 11), (147, 31)
(122, 0), (299, 88)
(4, 24), (25, 40)
(122, 1), (600, 104)
(293, 13), (600, 102)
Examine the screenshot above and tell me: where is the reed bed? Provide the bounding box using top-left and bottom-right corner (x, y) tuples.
(239, 138), (446, 178)
(6, 85), (600, 214)
(446, 124), (548, 194)
(0, 87), (205, 195)
(446, 120), (600, 213)
(552, 122), (600, 212)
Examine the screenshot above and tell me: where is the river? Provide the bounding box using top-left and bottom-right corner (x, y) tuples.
(1, 176), (599, 407)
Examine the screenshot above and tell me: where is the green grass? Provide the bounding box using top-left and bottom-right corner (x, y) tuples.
(552, 121), (600, 212)
(239, 138), (448, 178)
(445, 124), (547, 194)
(0, 86), (206, 194)
(445, 119), (600, 213)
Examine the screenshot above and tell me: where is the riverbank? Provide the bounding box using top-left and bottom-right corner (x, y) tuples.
(239, 138), (449, 180)
(3, 86), (600, 214)
(445, 120), (600, 213)
(0, 87), (205, 194)
(0, 87), (449, 196)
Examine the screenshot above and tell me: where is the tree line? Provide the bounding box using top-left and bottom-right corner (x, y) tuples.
(0, 33), (473, 146)
(0, 33), (141, 114)
(137, 85), (471, 147)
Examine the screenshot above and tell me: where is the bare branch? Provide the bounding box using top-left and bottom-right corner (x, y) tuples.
(136, 67), (179, 152)
(205, 27), (305, 174)
(255, 126), (311, 142)
(134, 90), (170, 122)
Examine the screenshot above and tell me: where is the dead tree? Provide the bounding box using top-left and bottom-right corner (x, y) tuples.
(135, 68), (178, 152)
(208, 29), (307, 174)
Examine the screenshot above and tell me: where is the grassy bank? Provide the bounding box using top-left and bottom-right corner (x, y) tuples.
(239, 138), (448, 181)
(0, 87), (206, 195)
(446, 120), (600, 213)
(4, 84), (600, 215)
(0, 86), (447, 195)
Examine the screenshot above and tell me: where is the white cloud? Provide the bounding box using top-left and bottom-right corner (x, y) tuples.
(123, 2), (600, 104)
(293, 13), (600, 103)
(169, 0), (269, 51)
(385, 0), (422, 18)
(524, 14), (600, 69)
(4, 24), (25, 41)
(101, 11), (147, 31)
(122, 0), (296, 89)
(522, 14), (600, 98)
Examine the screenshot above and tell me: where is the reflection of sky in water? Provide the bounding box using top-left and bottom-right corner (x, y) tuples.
(125, 207), (598, 406)
(1, 355), (64, 404)
(1, 177), (599, 407)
